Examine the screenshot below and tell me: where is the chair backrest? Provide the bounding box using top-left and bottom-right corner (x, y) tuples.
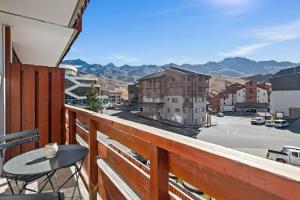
(0, 129), (39, 152)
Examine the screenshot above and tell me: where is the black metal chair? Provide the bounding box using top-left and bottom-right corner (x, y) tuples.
(0, 129), (53, 194)
(0, 191), (64, 200)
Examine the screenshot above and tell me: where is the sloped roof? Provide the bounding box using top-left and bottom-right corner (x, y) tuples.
(137, 71), (165, 81)
(168, 67), (211, 78)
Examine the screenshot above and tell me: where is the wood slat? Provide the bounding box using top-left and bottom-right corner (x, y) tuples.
(96, 118), (150, 159)
(36, 66), (49, 147)
(76, 124), (88, 142)
(88, 119), (98, 200)
(50, 68), (62, 144)
(68, 110), (76, 144)
(76, 112), (89, 125)
(21, 64), (36, 152)
(98, 140), (150, 199)
(97, 159), (140, 200)
(150, 146), (169, 200)
(109, 144), (199, 200)
(8, 63), (21, 158)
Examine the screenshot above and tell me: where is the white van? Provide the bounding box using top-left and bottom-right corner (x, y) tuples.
(274, 119), (289, 128)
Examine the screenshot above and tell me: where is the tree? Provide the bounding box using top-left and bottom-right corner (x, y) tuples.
(86, 85), (102, 113)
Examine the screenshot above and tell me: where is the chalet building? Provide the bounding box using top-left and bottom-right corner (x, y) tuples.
(270, 66), (300, 118)
(138, 67), (210, 126)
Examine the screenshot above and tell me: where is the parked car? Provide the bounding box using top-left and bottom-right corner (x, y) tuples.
(251, 117), (265, 125)
(265, 120), (274, 127)
(216, 112), (224, 117)
(246, 108), (256, 113)
(274, 119), (289, 128)
(267, 146), (300, 166)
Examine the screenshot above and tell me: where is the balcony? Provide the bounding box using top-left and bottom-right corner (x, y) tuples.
(63, 105), (300, 199)
(3, 58), (300, 200)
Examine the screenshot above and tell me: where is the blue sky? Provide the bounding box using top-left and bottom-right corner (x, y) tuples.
(65, 0), (300, 66)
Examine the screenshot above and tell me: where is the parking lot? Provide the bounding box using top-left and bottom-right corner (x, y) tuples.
(103, 107), (300, 158)
(197, 115), (300, 158)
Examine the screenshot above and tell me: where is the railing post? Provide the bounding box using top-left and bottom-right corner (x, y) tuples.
(88, 119), (98, 200)
(150, 145), (169, 200)
(68, 110), (76, 144)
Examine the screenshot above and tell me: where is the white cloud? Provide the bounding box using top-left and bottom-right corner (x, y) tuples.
(219, 18), (300, 57)
(219, 43), (269, 57)
(252, 19), (300, 42)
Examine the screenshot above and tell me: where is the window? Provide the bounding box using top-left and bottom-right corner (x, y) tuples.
(183, 108), (187, 113)
(167, 98), (169, 102)
(202, 107), (205, 112)
(172, 98), (178, 103)
(167, 108), (170, 113)
(202, 117), (205, 122)
(195, 108), (198, 113)
(175, 108), (180, 112)
(185, 98), (189, 103)
(292, 152), (298, 157)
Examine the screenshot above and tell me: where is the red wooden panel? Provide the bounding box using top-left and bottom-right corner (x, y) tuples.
(21, 64), (36, 152)
(8, 63), (21, 158)
(50, 68), (62, 144)
(36, 67), (49, 147)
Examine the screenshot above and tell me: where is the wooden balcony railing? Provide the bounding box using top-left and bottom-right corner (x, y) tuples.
(65, 105), (300, 200)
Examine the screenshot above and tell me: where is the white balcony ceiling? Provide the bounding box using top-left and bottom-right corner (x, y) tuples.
(0, 0), (84, 66)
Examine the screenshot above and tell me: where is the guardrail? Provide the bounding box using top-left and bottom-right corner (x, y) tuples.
(65, 104), (300, 200)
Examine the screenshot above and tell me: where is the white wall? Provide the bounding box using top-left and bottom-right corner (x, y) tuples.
(271, 90), (300, 116)
(236, 88), (245, 103)
(162, 96), (206, 125)
(0, 25), (4, 135)
(257, 87), (268, 103)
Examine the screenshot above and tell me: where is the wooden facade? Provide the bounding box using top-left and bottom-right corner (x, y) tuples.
(65, 105), (300, 200)
(5, 63), (65, 159)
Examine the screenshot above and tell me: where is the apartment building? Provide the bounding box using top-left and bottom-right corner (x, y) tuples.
(61, 65), (101, 106)
(212, 81), (270, 112)
(219, 83), (244, 112)
(138, 67), (210, 126)
(101, 90), (122, 105)
(235, 81), (269, 111)
(270, 66), (300, 118)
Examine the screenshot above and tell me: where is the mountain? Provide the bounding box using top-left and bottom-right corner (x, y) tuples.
(61, 57), (296, 82)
